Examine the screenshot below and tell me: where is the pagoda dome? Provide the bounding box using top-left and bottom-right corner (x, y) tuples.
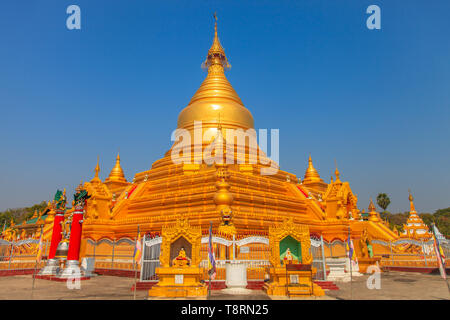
(105, 153), (127, 183)
(303, 155), (323, 183)
(177, 17), (254, 132)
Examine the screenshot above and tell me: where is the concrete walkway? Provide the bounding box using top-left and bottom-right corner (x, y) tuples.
(326, 272), (449, 300)
(0, 272), (448, 300)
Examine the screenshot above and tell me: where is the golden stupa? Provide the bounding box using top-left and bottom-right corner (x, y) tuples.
(400, 191), (432, 240)
(0, 17), (398, 250)
(69, 18), (398, 245)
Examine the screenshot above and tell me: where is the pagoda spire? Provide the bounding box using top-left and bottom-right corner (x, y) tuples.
(408, 189), (417, 213)
(368, 198), (380, 221)
(94, 156), (100, 178)
(91, 156), (101, 183)
(178, 14), (254, 132)
(106, 152), (127, 183)
(303, 154), (322, 182)
(203, 12), (231, 72)
(188, 13), (243, 107)
(368, 198), (376, 212)
(334, 159), (341, 183)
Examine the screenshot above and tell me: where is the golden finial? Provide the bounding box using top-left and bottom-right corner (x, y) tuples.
(94, 156), (100, 178)
(408, 189), (413, 202)
(202, 13), (230, 71)
(408, 189), (416, 213)
(334, 159), (341, 182)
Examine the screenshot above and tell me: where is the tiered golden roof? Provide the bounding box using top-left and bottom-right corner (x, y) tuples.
(401, 191), (431, 239)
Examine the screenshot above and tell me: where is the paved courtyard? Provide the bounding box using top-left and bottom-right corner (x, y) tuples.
(0, 272), (448, 300)
(326, 271), (449, 300)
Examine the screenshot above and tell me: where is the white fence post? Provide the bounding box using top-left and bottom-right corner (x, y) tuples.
(320, 235), (327, 281)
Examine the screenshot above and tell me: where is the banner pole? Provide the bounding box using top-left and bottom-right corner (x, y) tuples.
(133, 225), (140, 300)
(31, 225), (43, 300)
(432, 223), (450, 295)
(348, 226), (353, 300)
(207, 221), (212, 300)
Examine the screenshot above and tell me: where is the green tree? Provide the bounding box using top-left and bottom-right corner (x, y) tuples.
(376, 193), (391, 213)
(0, 201), (48, 229)
(432, 207), (450, 237)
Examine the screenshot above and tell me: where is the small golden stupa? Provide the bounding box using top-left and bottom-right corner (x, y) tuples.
(400, 191), (432, 239)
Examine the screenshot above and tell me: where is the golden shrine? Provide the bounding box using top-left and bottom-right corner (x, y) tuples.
(148, 218), (207, 297)
(263, 219), (325, 297)
(400, 191), (432, 240)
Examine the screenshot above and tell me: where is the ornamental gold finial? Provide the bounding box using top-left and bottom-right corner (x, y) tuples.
(202, 13), (230, 71)
(334, 159), (341, 182)
(94, 156), (100, 178)
(368, 198), (376, 212)
(408, 189), (416, 213)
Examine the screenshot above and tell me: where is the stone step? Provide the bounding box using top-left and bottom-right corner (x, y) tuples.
(246, 281), (265, 290)
(314, 280), (339, 290)
(131, 281), (157, 291)
(287, 286), (314, 296)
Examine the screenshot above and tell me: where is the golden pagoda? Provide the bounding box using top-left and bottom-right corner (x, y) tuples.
(302, 155), (327, 194)
(400, 191), (432, 240)
(104, 153), (130, 196)
(77, 17), (398, 245)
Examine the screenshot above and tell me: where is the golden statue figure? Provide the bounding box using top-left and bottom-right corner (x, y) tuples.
(4, 228), (15, 242)
(283, 248), (294, 264)
(359, 228), (374, 258)
(172, 247), (190, 267)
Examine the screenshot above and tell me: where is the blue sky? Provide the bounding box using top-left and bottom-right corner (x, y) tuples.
(0, 1), (449, 213)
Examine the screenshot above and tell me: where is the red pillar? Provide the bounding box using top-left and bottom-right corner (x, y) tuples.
(66, 208), (84, 261)
(48, 210), (65, 260)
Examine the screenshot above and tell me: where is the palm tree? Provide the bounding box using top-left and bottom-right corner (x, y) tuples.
(376, 193), (391, 213)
